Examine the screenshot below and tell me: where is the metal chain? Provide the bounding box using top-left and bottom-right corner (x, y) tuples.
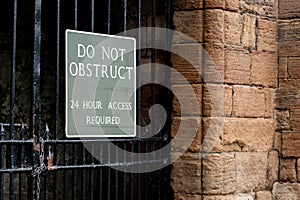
(36, 137), (46, 200)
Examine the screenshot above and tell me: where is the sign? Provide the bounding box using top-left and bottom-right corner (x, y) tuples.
(65, 29), (136, 137)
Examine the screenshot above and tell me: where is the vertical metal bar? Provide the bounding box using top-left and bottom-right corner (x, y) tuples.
(0, 124), (5, 200)
(82, 145), (86, 200)
(54, 0), (60, 198)
(123, 144), (126, 200)
(90, 144), (94, 200)
(74, 0), (78, 30)
(91, 0), (95, 32)
(19, 124), (26, 200)
(107, 143), (111, 199)
(115, 145), (118, 200)
(44, 126), (50, 200)
(9, 0), (18, 198)
(33, 0), (42, 198)
(123, 0), (127, 35)
(99, 144), (103, 200)
(107, 0), (111, 34)
(72, 144), (77, 199)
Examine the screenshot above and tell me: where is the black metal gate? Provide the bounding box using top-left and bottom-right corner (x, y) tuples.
(0, 0), (173, 199)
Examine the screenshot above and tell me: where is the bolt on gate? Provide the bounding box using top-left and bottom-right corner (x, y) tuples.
(0, 0), (173, 199)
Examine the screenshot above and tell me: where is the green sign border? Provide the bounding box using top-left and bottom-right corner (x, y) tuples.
(65, 29), (136, 138)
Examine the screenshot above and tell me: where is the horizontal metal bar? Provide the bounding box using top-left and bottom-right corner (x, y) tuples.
(0, 167), (32, 173)
(42, 137), (168, 143)
(0, 123), (29, 128)
(48, 159), (168, 170)
(0, 140), (32, 144)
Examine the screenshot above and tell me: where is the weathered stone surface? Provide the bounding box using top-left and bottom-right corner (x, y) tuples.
(279, 0), (300, 19)
(256, 191), (272, 200)
(278, 20), (300, 56)
(232, 86), (265, 117)
(266, 151), (279, 189)
(297, 159), (300, 182)
(172, 84), (202, 116)
(265, 88), (275, 118)
(174, 0), (204, 10)
(236, 152), (268, 192)
(203, 84), (231, 117)
(171, 44), (203, 84)
(204, 0), (225, 9)
(282, 132), (300, 157)
(291, 109), (300, 131)
(275, 110), (290, 130)
(172, 159), (201, 177)
(278, 57), (288, 79)
(202, 117), (224, 153)
(171, 117), (201, 152)
(203, 43), (225, 83)
(223, 118), (274, 152)
(288, 57), (300, 79)
(203, 194), (254, 200)
(202, 153), (236, 195)
(257, 18), (277, 52)
(173, 10), (204, 43)
(275, 80), (300, 109)
(205, 9), (224, 43)
(224, 11), (241, 45)
(174, 193), (201, 200)
(225, 0), (240, 11)
(251, 51), (277, 87)
(279, 159), (297, 182)
(274, 132), (282, 152)
(240, 0), (278, 17)
(224, 46), (251, 84)
(273, 182), (300, 200)
(241, 14), (256, 49)
(171, 175), (202, 193)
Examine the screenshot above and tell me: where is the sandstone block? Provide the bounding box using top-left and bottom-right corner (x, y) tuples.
(251, 51), (277, 87)
(241, 14), (256, 49)
(172, 159), (201, 177)
(297, 159), (300, 182)
(174, 193), (201, 200)
(273, 182), (300, 200)
(278, 20), (300, 56)
(232, 86), (265, 117)
(265, 88), (275, 118)
(174, 0), (204, 10)
(256, 191), (272, 200)
(205, 9), (224, 43)
(173, 10), (204, 43)
(279, 0), (300, 19)
(224, 46), (251, 84)
(224, 11), (241, 45)
(240, 0), (278, 17)
(257, 18), (277, 52)
(236, 152), (268, 192)
(223, 118), (274, 152)
(275, 80), (300, 109)
(282, 132), (300, 157)
(172, 84), (202, 116)
(203, 194), (254, 200)
(204, 0), (224, 9)
(202, 153), (236, 195)
(288, 57), (300, 79)
(279, 158), (297, 182)
(275, 110), (290, 131)
(171, 44), (203, 84)
(171, 117), (201, 152)
(266, 151), (279, 189)
(291, 109), (300, 131)
(225, 0), (240, 11)
(171, 175), (202, 194)
(202, 117), (224, 153)
(278, 57), (288, 79)
(203, 43), (225, 83)
(203, 84), (230, 117)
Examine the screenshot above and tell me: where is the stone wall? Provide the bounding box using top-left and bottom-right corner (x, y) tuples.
(171, 0), (279, 199)
(274, 0), (300, 199)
